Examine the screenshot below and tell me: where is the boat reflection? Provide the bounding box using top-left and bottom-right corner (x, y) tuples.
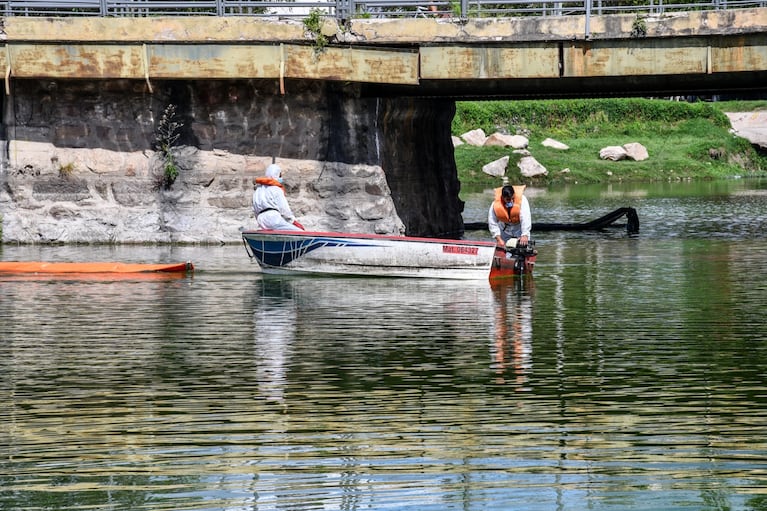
(252, 278), (297, 404)
(252, 274), (498, 342)
(251, 275), (538, 396)
(490, 278), (535, 389)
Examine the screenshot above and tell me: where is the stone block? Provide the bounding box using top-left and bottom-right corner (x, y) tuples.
(112, 181), (158, 206)
(207, 195), (249, 209)
(32, 177), (90, 201)
(53, 125), (90, 147)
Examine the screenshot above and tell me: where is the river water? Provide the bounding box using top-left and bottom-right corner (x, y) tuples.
(2, 178), (767, 511)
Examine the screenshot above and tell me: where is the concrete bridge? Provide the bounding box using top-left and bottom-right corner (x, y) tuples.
(2, 7), (767, 98)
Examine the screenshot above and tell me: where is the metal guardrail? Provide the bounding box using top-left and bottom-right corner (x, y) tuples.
(1, 0), (765, 20)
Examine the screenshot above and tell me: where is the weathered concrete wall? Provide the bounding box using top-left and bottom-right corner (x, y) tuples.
(0, 79), (463, 243)
(4, 9), (766, 44)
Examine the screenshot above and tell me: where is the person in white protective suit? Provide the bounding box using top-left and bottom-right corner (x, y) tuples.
(252, 163), (305, 231)
(488, 184), (531, 248)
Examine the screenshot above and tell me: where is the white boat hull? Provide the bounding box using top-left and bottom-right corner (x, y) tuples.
(242, 230), (498, 280)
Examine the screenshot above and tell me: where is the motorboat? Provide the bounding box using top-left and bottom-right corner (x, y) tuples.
(242, 230), (535, 280)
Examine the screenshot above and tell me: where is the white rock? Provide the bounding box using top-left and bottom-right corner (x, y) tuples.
(518, 156), (548, 177)
(461, 128), (487, 146)
(542, 138), (569, 150)
(623, 142), (649, 161)
(452, 136), (463, 147)
(600, 146), (628, 161)
(484, 133), (516, 147)
(484, 133), (528, 149)
(509, 135), (529, 149)
(482, 156), (509, 177)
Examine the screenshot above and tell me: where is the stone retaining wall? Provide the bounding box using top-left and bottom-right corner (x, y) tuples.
(1, 142), (403, 243)
(0, 79), (463, 243)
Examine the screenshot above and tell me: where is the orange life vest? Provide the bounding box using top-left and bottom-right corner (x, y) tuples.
(255, 176), (285, 191)
(493, 185), (526, 224)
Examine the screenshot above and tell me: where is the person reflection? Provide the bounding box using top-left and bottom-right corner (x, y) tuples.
(491, 280), (534, 389)
(252, 278), (296, 403)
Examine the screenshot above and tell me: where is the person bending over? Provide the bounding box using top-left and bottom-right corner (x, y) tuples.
(488, 184), (531, 247)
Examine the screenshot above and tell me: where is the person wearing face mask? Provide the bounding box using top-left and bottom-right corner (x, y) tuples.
(488, 184), (531, 248)
(252, 163), (304, 231)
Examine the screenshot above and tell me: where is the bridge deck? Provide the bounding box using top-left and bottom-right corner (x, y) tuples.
(1, 8), (766, 97)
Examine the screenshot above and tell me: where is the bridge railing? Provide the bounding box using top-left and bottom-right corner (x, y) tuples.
(1, 0), (765, 19)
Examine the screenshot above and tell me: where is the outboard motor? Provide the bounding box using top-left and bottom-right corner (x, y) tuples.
(505, 238), (538, 273)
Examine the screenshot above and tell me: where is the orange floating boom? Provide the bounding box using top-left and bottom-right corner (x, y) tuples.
(0, 261), (193, 274)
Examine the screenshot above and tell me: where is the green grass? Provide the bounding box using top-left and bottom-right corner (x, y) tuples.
(453, 98), (767, 188)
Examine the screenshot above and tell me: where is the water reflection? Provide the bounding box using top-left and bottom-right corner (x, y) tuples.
(490, 279), (534, 389)
(253, 279), (296, 404)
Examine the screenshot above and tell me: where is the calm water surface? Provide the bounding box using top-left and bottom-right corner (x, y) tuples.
(2, 179), (767, 510)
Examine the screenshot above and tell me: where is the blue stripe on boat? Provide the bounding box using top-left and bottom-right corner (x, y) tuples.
(247, 236), (375, 267)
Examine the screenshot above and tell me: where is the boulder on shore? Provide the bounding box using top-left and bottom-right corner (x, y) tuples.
(542, 138), (569, 150)
(600, 146), (628, 161)
(461, 128), (487, 146)
(482, 156), (509, 177)
(484, 133), (529, 149)
(623, 142), (649, 161)
(518, 155), (548, 177)
(600, 142), (649, 161)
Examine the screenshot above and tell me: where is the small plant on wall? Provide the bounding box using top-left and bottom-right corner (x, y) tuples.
(631, 16), (648, 38)
(303, 8), (329, 55)
(58, 162), (76, 178)
(155, 104), (182, 190)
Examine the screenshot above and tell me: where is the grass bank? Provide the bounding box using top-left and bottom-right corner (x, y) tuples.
(452, 98), (767, 190)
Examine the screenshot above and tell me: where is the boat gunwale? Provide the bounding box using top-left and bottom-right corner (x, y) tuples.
(241, 230), (496, 248)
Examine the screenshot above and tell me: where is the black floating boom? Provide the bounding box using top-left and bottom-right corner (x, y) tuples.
(465, 207), (640, 234)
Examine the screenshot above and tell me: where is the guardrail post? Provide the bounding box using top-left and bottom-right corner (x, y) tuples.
(99, 0), (107, 16)
(216, 0), (223, 16)
(584, 0), (591, 38)
(460, 0), (468, 19)
(337, 0), (350, 20)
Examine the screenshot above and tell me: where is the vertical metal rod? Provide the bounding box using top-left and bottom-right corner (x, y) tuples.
(5, 45), (12, 96)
